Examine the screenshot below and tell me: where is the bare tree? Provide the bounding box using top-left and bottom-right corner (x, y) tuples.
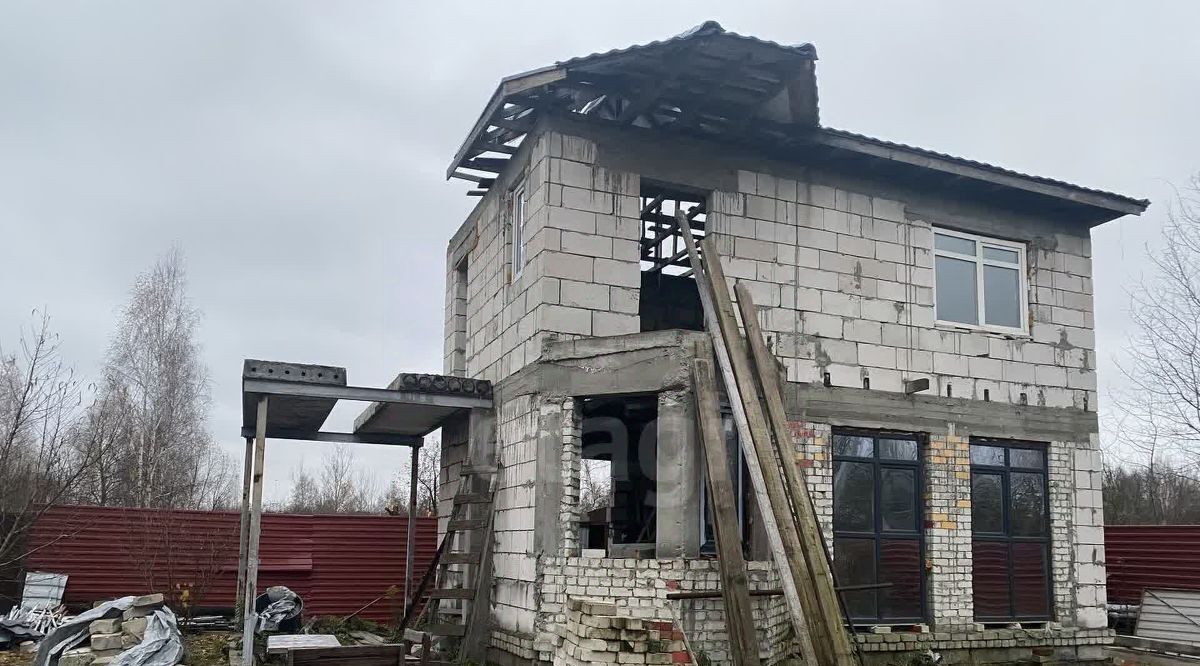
(285, 447), (382, 514)
(1104, 460), (1200, 524)
(383, 441), (441, 517)
(1113, 178), (1200, 469)
(78, 248), (234, 509)
(0, 312), (103, 572)
(579, 459), (612, 514)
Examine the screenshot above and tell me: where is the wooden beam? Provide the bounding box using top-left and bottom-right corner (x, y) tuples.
(234, 436), (253, 623)
(674, 211), (820, 665)
(404, 444), (419, 612)
(449, 171), (495, 189)
(475, 142), (518, 156)
(693, 355), (762, 666)
(445, 65), (565, 179)
(462, 157), (509, 173)
(241, 396), (269, 666)
(734, 282), (856, 665)
(694, 233), (834, 665)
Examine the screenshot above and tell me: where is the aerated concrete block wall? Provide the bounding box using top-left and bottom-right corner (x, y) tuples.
(443, 120), (1110, 663)
(450, 121), (1099, 406)
(709, 169), (1096, 411)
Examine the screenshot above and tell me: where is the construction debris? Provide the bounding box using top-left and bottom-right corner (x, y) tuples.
(253, 587), (302, 634)
(28, 593), (178, 666)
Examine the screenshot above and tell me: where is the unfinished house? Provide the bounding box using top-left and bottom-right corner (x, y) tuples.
(432, 22), (1149, 665)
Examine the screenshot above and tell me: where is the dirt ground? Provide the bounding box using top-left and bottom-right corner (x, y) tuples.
(0, 630), (235, 666)
(183, 631), (234, 666)
(0, 649), (33, 666)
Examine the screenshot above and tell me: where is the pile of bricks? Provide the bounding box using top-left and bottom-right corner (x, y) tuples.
(553, 597), (691, 665)
(60, 594), (165, 666)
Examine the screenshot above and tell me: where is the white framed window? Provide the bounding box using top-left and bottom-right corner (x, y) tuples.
(511, 184), (527, 279)
(932, 227), (1027, 334)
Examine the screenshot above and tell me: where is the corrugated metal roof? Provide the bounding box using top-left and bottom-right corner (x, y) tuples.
(23, 505), (437, 624)
(820, 127), (1150, 209)
(555, 20), (817, 68)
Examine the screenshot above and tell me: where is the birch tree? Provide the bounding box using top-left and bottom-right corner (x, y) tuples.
(1111, 178), (1200, 476)
(79, 249), (233, 509)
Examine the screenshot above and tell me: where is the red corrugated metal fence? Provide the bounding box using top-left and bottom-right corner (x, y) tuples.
(1106, 525), (1200, 605)
(23, 505), (437, 624)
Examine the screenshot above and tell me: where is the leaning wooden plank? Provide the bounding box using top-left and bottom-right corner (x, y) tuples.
(734, 281), (857, 665)
(693, 356), (763, 666)
(693, 231), (835, 665)
(675, 211), (820, 665)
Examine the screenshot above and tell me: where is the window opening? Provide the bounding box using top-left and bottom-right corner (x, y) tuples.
(933, 227), (1027, 333)
(639, 183), (706, 332)
(578, 458), (612, 553)
(511, 184), (527, 279)
(449, 258), (468, 376)
(832, 429), (925, 623)
(970, 439), (1052, 622)
(581, 394), (658, 557)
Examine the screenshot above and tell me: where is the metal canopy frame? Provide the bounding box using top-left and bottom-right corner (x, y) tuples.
(235, 360), (492, 666)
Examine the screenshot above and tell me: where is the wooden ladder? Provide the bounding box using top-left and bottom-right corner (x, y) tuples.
(398, 464), (496, 663)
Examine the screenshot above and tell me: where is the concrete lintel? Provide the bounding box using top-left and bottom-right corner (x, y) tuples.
(540, 329), (707, 362)
(786, 382), (1099, 442)
(502, 330), (704, 401)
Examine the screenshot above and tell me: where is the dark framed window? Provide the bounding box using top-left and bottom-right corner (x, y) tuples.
(970, 439), (1052, 622)
(833, 430), (924, 623)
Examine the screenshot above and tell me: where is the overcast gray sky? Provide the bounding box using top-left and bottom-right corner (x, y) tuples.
(2, 2), (1197, 502)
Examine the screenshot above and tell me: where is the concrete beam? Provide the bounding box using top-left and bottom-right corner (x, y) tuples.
(655, 389), (700, 558)
(786, 382), (1099, 441)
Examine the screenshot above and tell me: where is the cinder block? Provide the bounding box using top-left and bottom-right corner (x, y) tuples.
(122, 617), (148, 640)
(592, 258), (638, 289)
(561, 230), (612, 258)
(90, 633), (124, 651)
(89, 619), (121, 635)
(843, 319), (882, 344)
(59, 653), (95, 666)
(746, 195), (776, 221)
(559, 280), (609, 311)
(592, 312), (638, 337)
(837, 233), (875, 259)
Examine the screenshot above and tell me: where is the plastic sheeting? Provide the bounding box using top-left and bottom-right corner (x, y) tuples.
(34, 597), (136, 666)
(111, 608), (182, 666)
(256, 586), (302, 633)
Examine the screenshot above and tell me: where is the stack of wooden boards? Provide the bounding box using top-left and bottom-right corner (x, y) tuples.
(678, 211), (858, 666)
